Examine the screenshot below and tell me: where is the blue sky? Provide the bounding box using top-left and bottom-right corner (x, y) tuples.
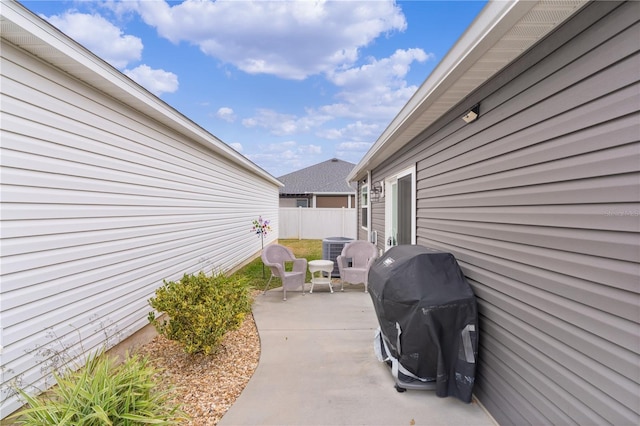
(20, 0), (487, 177)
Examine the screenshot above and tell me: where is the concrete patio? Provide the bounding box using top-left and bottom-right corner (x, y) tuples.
(219, 284), (497, 426)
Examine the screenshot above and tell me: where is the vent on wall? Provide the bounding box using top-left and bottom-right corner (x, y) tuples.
(322, 237), (353, 277)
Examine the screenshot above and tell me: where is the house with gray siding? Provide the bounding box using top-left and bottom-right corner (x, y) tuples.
(278, 158), (356, 208)
(0, 1), (281, 418)
(348, 1), (639, 424)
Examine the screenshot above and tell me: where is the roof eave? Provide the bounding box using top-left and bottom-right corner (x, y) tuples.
(348, 0), (588, 183)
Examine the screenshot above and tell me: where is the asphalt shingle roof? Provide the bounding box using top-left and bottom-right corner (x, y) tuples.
(278, 158), (356, 195)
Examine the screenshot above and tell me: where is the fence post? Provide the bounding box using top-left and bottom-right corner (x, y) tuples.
(298, 206), (302, 240)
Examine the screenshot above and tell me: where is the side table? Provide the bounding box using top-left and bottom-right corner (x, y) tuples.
(308, 259), (335, 294)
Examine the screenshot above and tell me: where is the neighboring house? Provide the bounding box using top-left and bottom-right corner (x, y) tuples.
(348, 1), (639, 425)
(278, 158), (356, 208)
(0, 1), (281, 418)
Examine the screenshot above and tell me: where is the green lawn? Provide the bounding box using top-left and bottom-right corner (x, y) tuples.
(233, 239), (323, 291)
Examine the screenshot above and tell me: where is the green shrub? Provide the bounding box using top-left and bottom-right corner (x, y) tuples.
(148, 271), (252, 355)
(12, 351), (183, 425)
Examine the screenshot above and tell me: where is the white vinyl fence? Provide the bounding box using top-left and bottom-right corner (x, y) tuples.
(279, 207), (357, 240)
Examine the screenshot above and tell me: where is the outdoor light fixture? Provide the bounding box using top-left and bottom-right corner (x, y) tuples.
(370, 181), (384, 202)
(462, 104), (480, 124)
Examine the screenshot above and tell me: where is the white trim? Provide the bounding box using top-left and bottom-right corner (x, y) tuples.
(361, 172), (370, 232)
(347, 0), (587, 183)
(384, 166), (416, 250)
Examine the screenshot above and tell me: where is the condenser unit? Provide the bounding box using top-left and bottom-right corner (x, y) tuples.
(322, 237), (353, 277)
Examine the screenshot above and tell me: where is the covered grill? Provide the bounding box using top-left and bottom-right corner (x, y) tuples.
(368, 245), (478, 403)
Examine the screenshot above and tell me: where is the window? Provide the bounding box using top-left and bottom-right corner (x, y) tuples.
(361, 184), (369, 229)
(296, 199), (309, 208)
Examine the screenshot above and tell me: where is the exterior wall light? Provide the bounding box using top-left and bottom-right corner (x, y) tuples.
(462, 104), (480, 124)
(370, 181), (384, 202)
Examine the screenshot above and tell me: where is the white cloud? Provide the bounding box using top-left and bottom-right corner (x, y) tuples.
(333, 141), (373, 166)
(317, 121), (380, 141)
(242, 109), (331, 136)
(244, 139), (327, 176)
(265, 140), (298, 152)
(316, 128), (343, 140)
(216, 107), (236, 123)
(337, 141), (373, 152)
(328, 48), (431, 89)
(242, 117), (258, 128)
(302, 145), (323, 155)
(320, 48), (432, 120)
(132, 0), (406, 80)
(241, 46), (430, 149)
(124, 65), (178, 96)
(44, 11), (142, 69)
(229, 142), (243, 152)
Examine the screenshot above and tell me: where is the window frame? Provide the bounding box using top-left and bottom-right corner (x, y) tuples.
(360, 183), (369, 230)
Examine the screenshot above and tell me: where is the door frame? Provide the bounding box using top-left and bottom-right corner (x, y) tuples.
(384, 165), (416, 251)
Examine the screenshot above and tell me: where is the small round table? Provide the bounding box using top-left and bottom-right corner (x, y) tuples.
(308, 260), (335, 294)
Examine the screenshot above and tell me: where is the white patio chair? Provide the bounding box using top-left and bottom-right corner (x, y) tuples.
(262, 244), (308, 301)
(336, 240), (379, 293)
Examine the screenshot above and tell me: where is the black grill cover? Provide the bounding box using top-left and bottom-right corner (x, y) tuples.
(368, 245), (478, 402)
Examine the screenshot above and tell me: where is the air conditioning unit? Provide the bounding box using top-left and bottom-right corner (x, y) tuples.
(322, 237), (353, 277)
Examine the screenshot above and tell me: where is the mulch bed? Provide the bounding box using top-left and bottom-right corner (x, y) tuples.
(137, 312), (260, 425)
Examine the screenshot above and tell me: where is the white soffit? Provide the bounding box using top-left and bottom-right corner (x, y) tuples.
(349, 0), (588, 182)
(0, 0), (282, 186)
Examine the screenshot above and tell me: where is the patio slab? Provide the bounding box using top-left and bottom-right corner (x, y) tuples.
(218, 284), (497, 426)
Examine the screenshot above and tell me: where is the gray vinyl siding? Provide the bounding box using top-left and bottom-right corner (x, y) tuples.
(370, 2), (639, 424)
(370, 199), (384, 248)
(0, 40), (278, 416)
